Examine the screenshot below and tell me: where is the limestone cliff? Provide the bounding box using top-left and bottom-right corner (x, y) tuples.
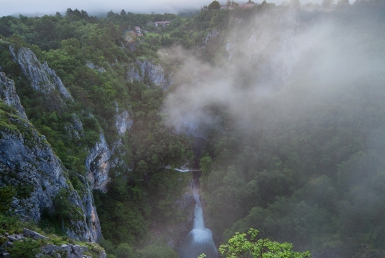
(86, 105), (133, 192)
(128, 59), (170, 89)
(9, 46), (73, 108)
(0, 71), (27, 120)
(86, 133), (111, 192)
(0, 69), (101, 242)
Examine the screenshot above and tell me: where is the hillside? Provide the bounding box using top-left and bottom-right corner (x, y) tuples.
(1, 1), (385, 257)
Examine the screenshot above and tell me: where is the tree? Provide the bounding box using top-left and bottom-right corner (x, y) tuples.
(219, 228), (311, 258)
(65, 8), (73, 16)
(208, 0), (221, 10)
(116, 243), (135, 258)
(0, 186), (16, 212)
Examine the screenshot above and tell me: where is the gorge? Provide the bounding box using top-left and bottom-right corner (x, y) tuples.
(1, 1), (385, 257)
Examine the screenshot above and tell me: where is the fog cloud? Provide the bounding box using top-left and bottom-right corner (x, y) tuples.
(162, 7), (385, 135)
(1, 0), (326, 17)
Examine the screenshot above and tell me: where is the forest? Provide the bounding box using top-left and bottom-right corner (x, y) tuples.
(0, 0), (385, 257)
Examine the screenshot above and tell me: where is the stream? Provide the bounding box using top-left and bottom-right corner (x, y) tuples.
(178, 176), (219, 258)
(176, 136), (218, 258)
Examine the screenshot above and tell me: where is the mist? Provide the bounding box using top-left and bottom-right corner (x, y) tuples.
(163, 5), (385, 136)
(161, 3), (385, 254)
(1, 0), (327, 17)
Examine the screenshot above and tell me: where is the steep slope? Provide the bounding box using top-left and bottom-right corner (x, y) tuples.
(0, 63), (101, 242)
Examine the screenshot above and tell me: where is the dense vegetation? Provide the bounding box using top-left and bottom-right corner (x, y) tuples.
(1, 0), (385, 257)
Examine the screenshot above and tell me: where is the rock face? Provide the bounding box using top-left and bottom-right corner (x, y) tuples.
(86, 133), (111, 193)
(0, 72), (27, 120)
(86, 105), (133, 192)
(64, 113), (84, 141)
(128, 60), (170, 89)
(115, 104), (133, 136)
(203, 29), (220, 47)
(0, 228), (106, 258)
(86, 61), (106, 73)
(9, 46), (73, 104)
(0, 72), (101, 242)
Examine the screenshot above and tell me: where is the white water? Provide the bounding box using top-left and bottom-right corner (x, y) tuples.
(174, 168), (202, 173)
(178, 180), (218, 258)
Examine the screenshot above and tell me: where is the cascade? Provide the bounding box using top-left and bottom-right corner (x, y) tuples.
(178, 176), (219, 258)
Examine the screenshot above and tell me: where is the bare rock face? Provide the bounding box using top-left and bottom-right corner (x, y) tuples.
(0, 72), (101, 242)
(9, 46), (73, 106)
(0, 110), (85, 239)
(115, 104), (133, 136)
(86, 133), (111, 193)
(128, 60), (170, 89)
(86, 104), (134, 192)
(86, 61), (106, 73)
(0, 72), (27, 120)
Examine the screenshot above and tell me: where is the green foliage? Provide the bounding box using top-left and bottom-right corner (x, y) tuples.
(4, 238), (40, 258)
(136, 244), (178, 258)
(0, 213), (105, 257)
(208, 1), (221, 10)
(115, 243), (135, 258)
(48, 188), (84, 234)
(219, 228), (311, 258)
(2, 4), (385, 257)
(0, 186), (16, 212)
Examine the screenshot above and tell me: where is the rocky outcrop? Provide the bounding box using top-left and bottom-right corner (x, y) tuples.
(0, 72), (27, 120)
(86, 134), (111, 192)
(9, 46), (73, 105)
(23, 228), (48, 240)
(64, 114), (84, 141)
(39, 244), (90, 258)
(86, 104), (133, 192)
(86, 61), (106, 73)
(0, 110), (90, 240)
(128, 60), (170, 89)
(0, 78), (100, 241)
(82, 187), (103, 242)
(203, 29), (220, 47)
(115, 104), (133, 136)
(0, 228), (106, 258)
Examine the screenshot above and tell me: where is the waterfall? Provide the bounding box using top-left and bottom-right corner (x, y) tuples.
(178, 179), (219, 258)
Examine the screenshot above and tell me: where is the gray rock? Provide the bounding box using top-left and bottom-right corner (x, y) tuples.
(127, 60), (170, 89)
(41, 243), (91, 258)
(203, 29), (220, 47)
(7, 234), (24, 242)
(0, 105), (98, 241)
(86, 61), (106, 73)
(86, 133), (111, 192)
(0, 72), (27, 119)
(9, 46), (73, 106)
(64, 114), (84, 141)
(99, 251), (107, 258)
(115, 105), (133, 136)
(23, 228), (48, 239)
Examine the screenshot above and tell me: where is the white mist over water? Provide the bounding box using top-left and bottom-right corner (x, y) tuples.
(178, 180), (218, 258)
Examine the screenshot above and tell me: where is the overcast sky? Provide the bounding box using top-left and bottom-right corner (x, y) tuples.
(0, 0), (325, 17)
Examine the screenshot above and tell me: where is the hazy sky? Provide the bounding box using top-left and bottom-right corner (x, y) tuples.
(0, 0), (324, 17)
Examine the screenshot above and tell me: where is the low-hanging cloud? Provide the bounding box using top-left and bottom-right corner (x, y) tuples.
(1, 0), (326, 17)
(161, 6), (385, 136)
